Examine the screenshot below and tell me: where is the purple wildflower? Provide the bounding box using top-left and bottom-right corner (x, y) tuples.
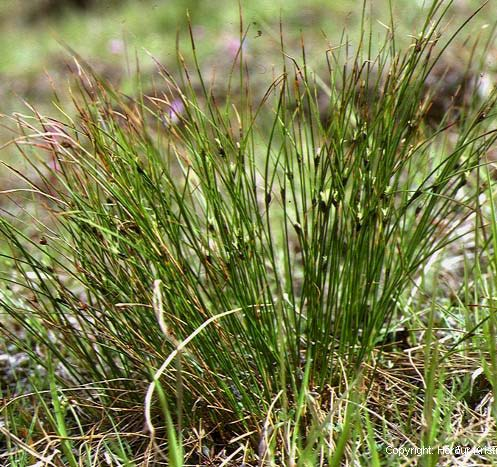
(166, 98), (185, 125)
(108, 39), (125, 55)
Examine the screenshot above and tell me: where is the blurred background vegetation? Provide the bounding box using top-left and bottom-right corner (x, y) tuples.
(1, 0), (490, 114)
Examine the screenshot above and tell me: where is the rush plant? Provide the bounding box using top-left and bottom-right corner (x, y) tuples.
(1, 0), (497, 464)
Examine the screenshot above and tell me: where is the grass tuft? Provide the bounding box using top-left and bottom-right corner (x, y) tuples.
(2, 0), (497, 464)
